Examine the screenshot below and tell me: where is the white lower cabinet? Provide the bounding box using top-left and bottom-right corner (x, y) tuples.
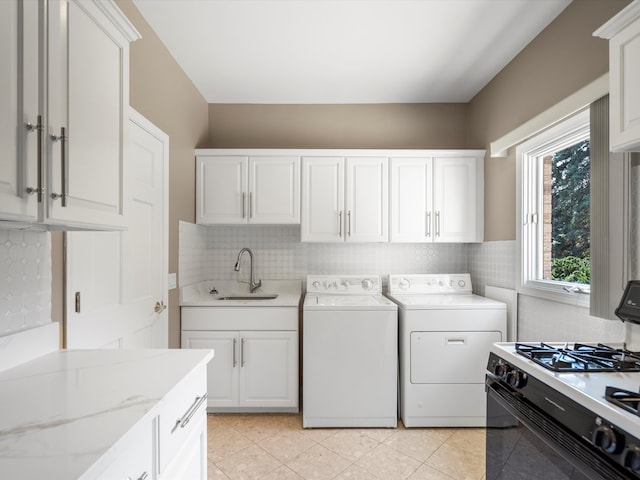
(157, 364), (208, 478)
(181, 307), (299, 412)
(94, 361), (208, 480)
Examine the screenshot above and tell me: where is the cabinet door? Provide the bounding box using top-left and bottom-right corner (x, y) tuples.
(196, 156), (248, 224)
(47, 0), (135, 229)
(433, 156), (480, 243)
(239, 331), (298, 408)
(345, 157), (388, 242)
(0, 0), (39, 222)
(390, 157), (433, 242)
(96, 415), (156, 480)
(249, 156), (300, 224)
(160, 413), (206, 480)
(609, 16), (640, 152)
(182, 331), (239, 408)
(301, 157), (344, 242)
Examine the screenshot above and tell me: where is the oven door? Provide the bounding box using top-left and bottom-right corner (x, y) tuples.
(486, 377), (636, 480)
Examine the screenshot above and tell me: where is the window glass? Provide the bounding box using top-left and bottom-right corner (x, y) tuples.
(542, 139), (590, 284)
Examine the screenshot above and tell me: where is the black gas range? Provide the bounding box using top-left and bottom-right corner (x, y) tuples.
(487, 342), (640, 479)
(485, 280), (640, 479)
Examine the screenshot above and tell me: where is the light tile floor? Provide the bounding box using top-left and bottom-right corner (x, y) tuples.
(207, 414), (486, 480)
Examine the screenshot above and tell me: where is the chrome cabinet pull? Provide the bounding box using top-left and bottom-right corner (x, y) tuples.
(241, 338), (245, 367)
(50, 127), (68, 206)
(338, 211), (342, 237)
(435, 211), (441, 237)
(249, 192), (253, 218)
(242, 192), (246, 218)
(170, 393), (208, 433)
(233, 338), (237, 367)
(25, 115), (44, 202)
(347, 210), (351, 237)
(426, 211), (431, 237)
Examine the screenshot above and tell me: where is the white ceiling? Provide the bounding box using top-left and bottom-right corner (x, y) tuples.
(132, 0), (571, 104)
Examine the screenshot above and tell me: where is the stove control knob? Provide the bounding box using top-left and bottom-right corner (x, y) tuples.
(494, 362), (508, 379)
(506, 369), (527, 389)
(624, 446), (640, 473)
(593, 425), (623, 454)
(361, 279), (374, 290)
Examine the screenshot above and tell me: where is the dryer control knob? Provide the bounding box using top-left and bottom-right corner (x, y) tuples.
(398, 278), (411, 290)
(312, 281), (321, 289)
(362, 279), (374, 290)
(458, 279), (466, 288)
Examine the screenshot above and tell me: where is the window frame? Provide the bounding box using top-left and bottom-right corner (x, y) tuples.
(516, 109), (591, 308)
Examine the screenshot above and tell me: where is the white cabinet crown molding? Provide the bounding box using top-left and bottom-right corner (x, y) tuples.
(593, 0), (640, 38)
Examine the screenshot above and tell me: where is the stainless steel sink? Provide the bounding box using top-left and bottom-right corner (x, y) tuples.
(216, 294), (279, 301)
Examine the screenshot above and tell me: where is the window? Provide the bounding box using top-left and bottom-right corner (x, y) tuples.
(517, 109), (591, 306)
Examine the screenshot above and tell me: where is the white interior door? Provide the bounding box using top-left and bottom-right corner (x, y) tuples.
(65, 109), (168, 348)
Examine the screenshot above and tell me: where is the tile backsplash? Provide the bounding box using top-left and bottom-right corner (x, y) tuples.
(0, 230), (51, 336)
(178, 221), (510, 291)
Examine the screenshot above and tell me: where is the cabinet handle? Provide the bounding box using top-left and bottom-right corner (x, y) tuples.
(426, 211), (431, 237)
(249, 192), (253, 218)
(242, 192), (246, 218)
(435, 211), (441, 237)
(347, 210), (351, 237)
(233, 338), (237, 367)
(241, 338), (245, 367)
(338, 211), (342, 237)
(25, 115), (44, 202)
(170, 393), (208, 434)
(50, 127), (68, 206)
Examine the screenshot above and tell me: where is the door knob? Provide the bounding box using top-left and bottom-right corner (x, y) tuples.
(154, 301), (166, 313)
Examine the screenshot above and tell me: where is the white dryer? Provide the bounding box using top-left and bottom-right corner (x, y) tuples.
(303, 275), (398, 428)
(387, 273), (506, 427)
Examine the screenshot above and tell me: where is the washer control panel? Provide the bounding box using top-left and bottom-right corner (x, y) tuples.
(306, 275), (381, 294)
(388, 273), (472, 294)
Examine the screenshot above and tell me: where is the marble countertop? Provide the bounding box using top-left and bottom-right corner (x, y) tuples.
(0, 348), (213, 480)
(180, 279), (302, 307)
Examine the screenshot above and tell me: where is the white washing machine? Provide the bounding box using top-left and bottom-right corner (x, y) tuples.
(303, 275), (398, 428)
(386, 273), (506, 427)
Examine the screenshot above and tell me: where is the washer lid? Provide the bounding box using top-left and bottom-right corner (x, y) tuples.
(304, 294), (397, 311)
(386, 293), (506, 310)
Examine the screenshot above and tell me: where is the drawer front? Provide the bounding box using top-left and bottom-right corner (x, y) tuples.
(181, 306), (298, 330)
(158, 364), (208, 473)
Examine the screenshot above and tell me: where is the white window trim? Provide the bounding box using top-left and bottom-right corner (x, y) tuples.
(516, 109), (591, 308)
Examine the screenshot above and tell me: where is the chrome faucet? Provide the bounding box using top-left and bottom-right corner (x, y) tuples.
(234, 248), (262, 293)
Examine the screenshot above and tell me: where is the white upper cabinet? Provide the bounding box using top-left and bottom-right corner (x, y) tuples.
(595, 1), (640, 152)
(0, 1), (41, 223)
(46, 0), (139, 229)
(390, 157), (433, 242)
(433, 155), (482, 242)
(390, 152), (484, 243)
(196, 153), (300, 225)
(301, 156), (388, 243)
(0, 0), (139, 230)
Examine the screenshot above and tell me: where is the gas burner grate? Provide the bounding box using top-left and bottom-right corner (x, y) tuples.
(605, 386), (640, 416)
(515, 342), (640, 372)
